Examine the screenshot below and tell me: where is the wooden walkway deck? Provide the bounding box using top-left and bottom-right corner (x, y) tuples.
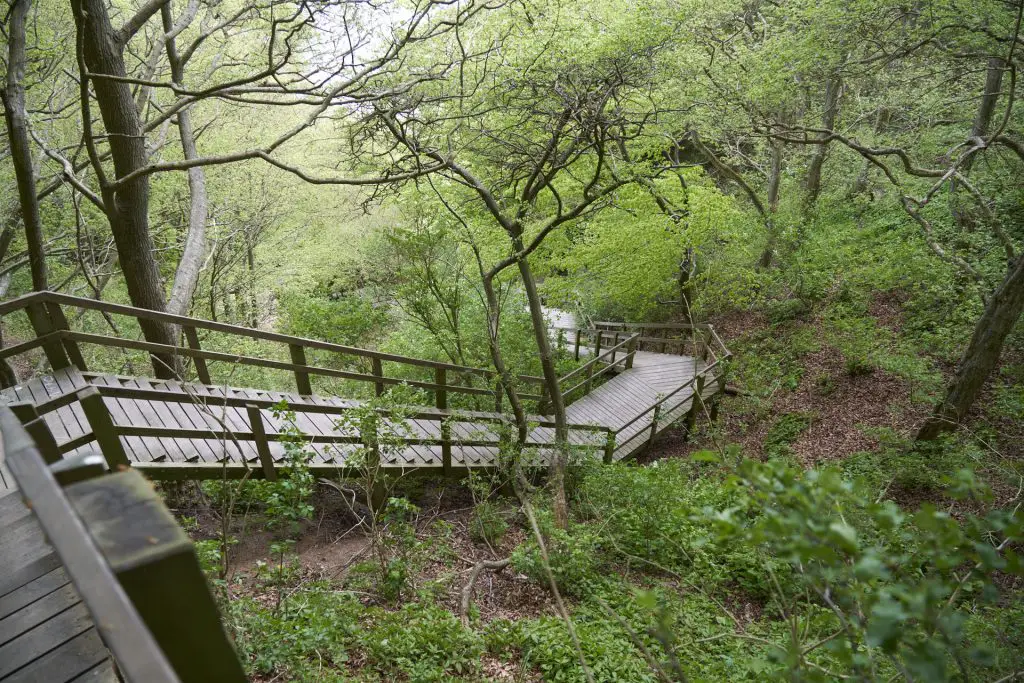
(0, 348), (718, 488)
(0, 490), (116, 682)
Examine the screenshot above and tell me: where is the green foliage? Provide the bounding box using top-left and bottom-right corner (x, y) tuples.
(263, 403), (317, 536)
(231, 584), (483, 682)
(469, 500), (509, 546)
(511, 509), (603, 597)
(763, 411), (813, 460)
(279, 290), (385, 347)
(708, 458), (1023, 681)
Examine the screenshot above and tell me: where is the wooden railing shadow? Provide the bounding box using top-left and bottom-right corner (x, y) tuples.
(0, 406), (246, 682)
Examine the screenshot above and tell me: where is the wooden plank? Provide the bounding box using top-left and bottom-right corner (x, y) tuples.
(123, 376), (188, 462)
(3, 629), (111, 683)
(0, 582), (82, 645)
(153, 381), (217, 463)
(87, 376), (153, 463)
(0, 569), (70, 621)
(0, 602), (94, 678)
(69, 659), (119, 683)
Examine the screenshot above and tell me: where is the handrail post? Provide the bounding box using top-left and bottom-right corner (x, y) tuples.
(289, 343), (313, 395)
(574, 329), (582, 361)
(647, 404), (662, 450)
(46, 301), (88, 371)
(436, 368), (452, 476)
(701, 329), (711, 362)
(603, 430), (616, 464)
(25, 302), (71, 370)
(184, 326), (212, 384)
(371, 357), (385, 397)
(660, 327), (668, 354)
(494, 377), (503, 413)
(247, 404), (278, 481)
(538, 383), (549, 415)
(610, 331), (619, 365)
(8, 402), (61, 464)
(77, 386), (130, 470)
(593, 330), (602, 367)
(625, 334), (637, 370)
(684, 375), (706, 439)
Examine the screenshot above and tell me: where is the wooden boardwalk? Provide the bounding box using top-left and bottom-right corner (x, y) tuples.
(0, 292), (729, 488)
(0, 490), (116, 682)
(0, 348), (718, 488)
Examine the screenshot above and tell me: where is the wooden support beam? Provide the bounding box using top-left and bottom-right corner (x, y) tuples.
(610, 332), (619, 365)
(25, 302), (70, 370)
(46, 302), (88, 371)
(625, 335), (637, 370)
(182, 326), (211, 384)
(659, 327), (668, 354)
(246, 404), (278, 481)
(77, 387), (129, 470)
(66, 471), (248, 683)
(289, 344), (312, 395)
(573, 329), (582, 361)
(436, 368), (452, 476)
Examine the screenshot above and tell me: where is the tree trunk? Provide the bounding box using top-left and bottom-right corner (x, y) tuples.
(917, 254), (1024, 439)
(952, 58), (1005, 230)
(2, 0), (48, 291)
(163, 2), (208, 318)
(804, 75), (840, 211)
(757, 138), (783, 269)
(73, 0), (179, 377)
(515, 241), (570, 529)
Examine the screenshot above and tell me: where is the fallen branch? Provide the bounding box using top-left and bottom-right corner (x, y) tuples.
(460, 557), (511, 627)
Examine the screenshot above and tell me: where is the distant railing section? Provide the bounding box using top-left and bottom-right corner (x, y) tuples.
(0, 291), (548, 410)
(592, 320), (729, 364)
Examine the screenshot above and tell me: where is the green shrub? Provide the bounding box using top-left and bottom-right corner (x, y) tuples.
(470, 500), (510, 545)
(763, 411), (813, 459)
(358, 602), (484, 681)
(511, 511), (603, 596)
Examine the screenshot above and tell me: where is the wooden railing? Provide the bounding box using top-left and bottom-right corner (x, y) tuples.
(536, 329), (640, 406)
(13, 382), (613, 479)
(0, 407), (248, 682)
(0, 291), (546, 409)
(593, 320), (729, 363)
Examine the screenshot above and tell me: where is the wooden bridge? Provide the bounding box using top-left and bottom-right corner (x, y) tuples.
(0, 291), (730, 489)
(0, 291), (729, 681)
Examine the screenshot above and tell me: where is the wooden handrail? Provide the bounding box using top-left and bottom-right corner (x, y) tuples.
(0, 408), (181, 683)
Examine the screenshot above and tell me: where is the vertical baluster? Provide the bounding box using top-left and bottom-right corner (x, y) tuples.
(25, 301), (70, 370)
(574, 329), (582, 361)
(78, 387), (130, 470)
(183, 327), (211, 384)
(289, 344), (312, 395)
(683, 375), (706, 439)
(371, 357), (385, 397)
(435, 368), (451, 476)
(46, 302), (87, 371)
(603, 430), (616, 464)
(625, 334), (637, 370)
(647, 404), (661, 450)
(246, 404), (278, 481)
